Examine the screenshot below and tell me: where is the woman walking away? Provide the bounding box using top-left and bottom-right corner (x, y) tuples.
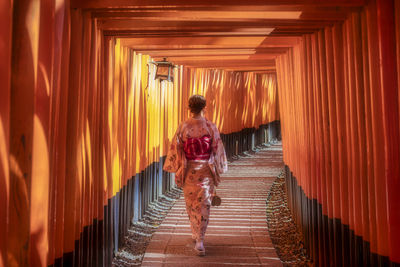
(163, 95), (228, 256)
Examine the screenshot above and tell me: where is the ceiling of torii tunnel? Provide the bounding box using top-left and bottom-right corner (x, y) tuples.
(72, 0), (365, 72)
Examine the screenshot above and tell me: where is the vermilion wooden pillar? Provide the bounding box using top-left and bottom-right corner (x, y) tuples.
(397, 1), (400, 117)
(0, 0), (12, 266)
(8, 0), (39, 266)
(376, 0), (400, 263)
(49, 2), (71, 264)
(28, 0), (55, 266)
(64, 8), (83, 264)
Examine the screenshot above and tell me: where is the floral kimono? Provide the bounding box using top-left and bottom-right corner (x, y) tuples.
(163, 117), (228, 241)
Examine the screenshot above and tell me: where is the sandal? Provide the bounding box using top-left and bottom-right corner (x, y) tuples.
(194, 241), (206, 256)
(194, 247), (206, 256)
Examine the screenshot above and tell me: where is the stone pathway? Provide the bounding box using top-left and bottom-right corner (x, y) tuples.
(142, 143), (284, 267)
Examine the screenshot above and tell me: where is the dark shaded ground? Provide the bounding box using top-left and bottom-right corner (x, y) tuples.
(266, 171), (312, 266)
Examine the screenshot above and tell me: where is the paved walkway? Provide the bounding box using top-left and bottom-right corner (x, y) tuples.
(142, 144), (284, 267)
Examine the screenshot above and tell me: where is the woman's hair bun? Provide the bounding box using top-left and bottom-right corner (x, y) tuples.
(188, 95), (206, 114)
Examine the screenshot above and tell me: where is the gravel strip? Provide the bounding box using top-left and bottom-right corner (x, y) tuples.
(112, 187), (182, 266)
(266, 171), (312, 267)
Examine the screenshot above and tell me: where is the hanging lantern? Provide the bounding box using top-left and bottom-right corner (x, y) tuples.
(149, 58), (175, 82)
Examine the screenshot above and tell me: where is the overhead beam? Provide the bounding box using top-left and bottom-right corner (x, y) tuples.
(169, 59), (275, 67)
(93, 10), (349, 21)
(206, 66), (276, 71)
(90, 5), (360, 13)
(134, 47), (289, 55)
(72, 0), (366, 9)
(152, 54), (277, 62)
(94, 10), (303, 20)
(119, 36), (300, 49)
(103, 29), (276, 37)
(147, 50), (284, 58)
(99, 19), (337, 32)
(132, 48), (289, 64)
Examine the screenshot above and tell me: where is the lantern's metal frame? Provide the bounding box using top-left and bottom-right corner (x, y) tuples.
(148, 58), (176, 82)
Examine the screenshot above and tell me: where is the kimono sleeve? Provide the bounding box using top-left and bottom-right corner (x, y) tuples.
(210, 123), (228, 174)
(163, 124), (184, 173)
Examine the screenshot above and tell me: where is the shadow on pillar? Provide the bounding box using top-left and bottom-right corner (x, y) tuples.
(284, 166), (400, 267)
(221, 120), (281, 160)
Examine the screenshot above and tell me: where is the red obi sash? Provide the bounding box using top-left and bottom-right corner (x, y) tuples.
(183, 135), (212, 160)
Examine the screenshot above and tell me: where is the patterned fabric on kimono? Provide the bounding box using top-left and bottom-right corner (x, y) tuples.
(183, 161), (214, 241)
(163, 117), (228, 241)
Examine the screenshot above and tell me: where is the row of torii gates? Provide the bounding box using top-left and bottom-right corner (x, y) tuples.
(1, 0), (399, 266)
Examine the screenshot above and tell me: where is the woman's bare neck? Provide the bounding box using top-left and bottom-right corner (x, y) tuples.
(191, 113), (204, 120)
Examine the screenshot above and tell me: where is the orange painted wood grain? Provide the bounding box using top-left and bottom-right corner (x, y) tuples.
(0, 0), (12, 266)
(276, 0), (400, 263)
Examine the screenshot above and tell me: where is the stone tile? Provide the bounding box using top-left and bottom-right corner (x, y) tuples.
(141, 260), (164, 267)
(259, 260), (284, 267)
(206, 236), (253, 246)
(151, 233), (172, 242)
(146, 241), (168, 253)
(167, 235), (197, 246)
(141, 252), (166, 264)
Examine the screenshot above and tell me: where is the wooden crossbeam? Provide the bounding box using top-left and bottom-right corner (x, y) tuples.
(72, 0), (366, 9)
